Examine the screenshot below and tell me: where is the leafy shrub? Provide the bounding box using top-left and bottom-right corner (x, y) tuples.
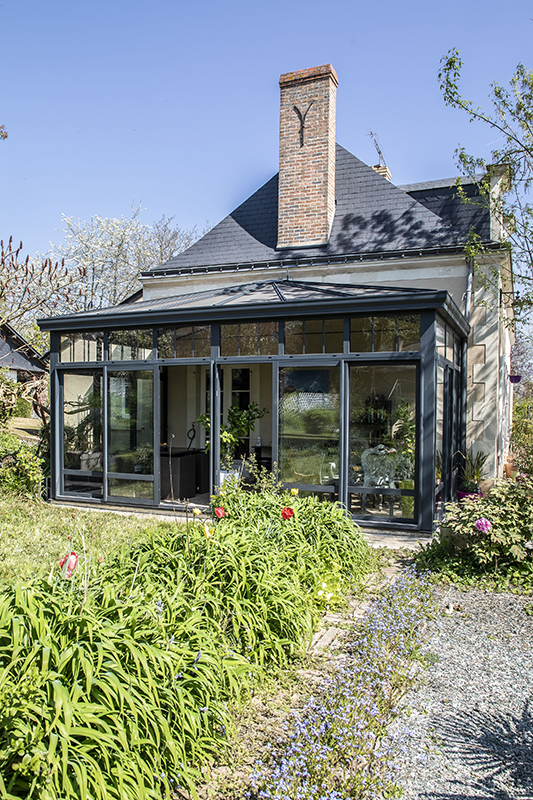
(0, 481), (372, 798)
(0, 576), (246, 799)
(210, 474), (372, 613)
(0, 431), (44, 496)
(511, 396), (533, 475)
(417, 477), (533, 589)
(13, 397), (31, 418)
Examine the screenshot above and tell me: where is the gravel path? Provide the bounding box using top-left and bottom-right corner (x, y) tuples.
(392, 587), (533, 800)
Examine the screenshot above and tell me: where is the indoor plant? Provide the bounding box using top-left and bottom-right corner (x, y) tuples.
(197, 402), (269, 471)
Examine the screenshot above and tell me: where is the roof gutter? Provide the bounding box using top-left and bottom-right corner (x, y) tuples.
(141, 241), (502, 280)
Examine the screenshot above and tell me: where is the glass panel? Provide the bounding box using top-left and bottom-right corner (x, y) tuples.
(175, 326), (193, 358)
(373, 316), (396, 352)
(158, 326), (208, 359)
(259, 321), (279, 355)
(109, 330), (152, 361)
(436, 365), (444, 488)
(454, 335), (462, 366)
(348, 491), (408, 519)
(108, 478), (154, 500)
(436, 318), (446, 358)
(194, 325), (211, 357)
(446, 327), (455, 363)
(60, 332), (103, 362)
(350, 317), (373, 352)
(220, 324), (239, 357)
(324, 319), (344, 353)
(397, 315), (420, 351)
(239, 323), (259, 357)
(108, 370), (154, 475)
(158, 328), (175, 359)
(64, 473), (103, 499)
(279, 367), (340, 487)
(63, 371), (103, 471)
(304, 319), (323, 354)
(284, 320), (303, 355)
(349, 364), (417, 521)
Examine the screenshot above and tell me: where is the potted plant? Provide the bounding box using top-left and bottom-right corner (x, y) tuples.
(197, 402), (269, 475)
(457, 447), (488, 499)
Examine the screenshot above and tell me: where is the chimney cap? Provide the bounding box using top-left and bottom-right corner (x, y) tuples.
(279, 63), (338, 89)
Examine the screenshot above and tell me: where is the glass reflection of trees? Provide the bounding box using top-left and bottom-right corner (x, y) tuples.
(63, 372), (103, 470)
(279, 367), (340, 486)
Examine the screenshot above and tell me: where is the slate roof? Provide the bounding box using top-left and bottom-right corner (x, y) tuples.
(147, 145), (493, 277)
(0, 324), (47, 374)
(400, 177), (490, 241)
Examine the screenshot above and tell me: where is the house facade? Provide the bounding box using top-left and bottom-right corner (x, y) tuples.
(39, 64), (513, 533)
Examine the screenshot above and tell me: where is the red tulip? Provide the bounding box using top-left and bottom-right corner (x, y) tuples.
(281, 507), (294, 520)
(214, 507), (226, 518)
(60, 551), (78, 578)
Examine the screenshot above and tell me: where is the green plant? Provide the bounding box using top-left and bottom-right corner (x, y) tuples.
(0, 483), (373, 799)
(13, 397), (31, 417)
(0, 575), (244, 799)
(197, 402), (269, 469)
(0, 369), (20, 425)
(459, 447), (489, 491)
(0, 431), (44, 496)
(510, 396), (533, 475)
(392, 397), (416, 464)
(417, 477), (533, 590)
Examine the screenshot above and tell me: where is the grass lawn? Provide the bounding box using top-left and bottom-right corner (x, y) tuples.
(0, 494), (168, 585)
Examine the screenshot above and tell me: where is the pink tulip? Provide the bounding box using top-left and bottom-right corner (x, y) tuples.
(60, 551), (78, 578)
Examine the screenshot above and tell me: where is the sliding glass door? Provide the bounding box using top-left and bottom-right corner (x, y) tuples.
(278, 365), (340, 497)
(60, 366), (157, 505)
(107, 369), (155, 501)
(347, 364), (418, 522)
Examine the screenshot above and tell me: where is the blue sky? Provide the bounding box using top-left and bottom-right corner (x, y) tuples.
(1, 0), (532, 258)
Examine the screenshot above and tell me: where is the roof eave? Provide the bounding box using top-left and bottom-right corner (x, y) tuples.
(142, 241), (501, 280)
(38, 289), (467, 335)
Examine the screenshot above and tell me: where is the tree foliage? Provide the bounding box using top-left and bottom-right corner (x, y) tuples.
(0, 125), (7, 141)
(49, 206), (203, 312)
(439, 49), (533, 310)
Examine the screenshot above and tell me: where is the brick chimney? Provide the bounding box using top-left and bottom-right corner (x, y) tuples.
(277, 64), (338, 249)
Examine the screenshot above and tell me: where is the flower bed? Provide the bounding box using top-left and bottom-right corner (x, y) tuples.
(249, 569), (437, 800)
(0, 481), (372, 799)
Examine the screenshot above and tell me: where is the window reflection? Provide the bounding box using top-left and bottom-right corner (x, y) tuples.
(60, 332), (103, 362)
(63, 371), (103, 472)
(220, 322), (279, 357)
(348, 365), (417, 520)
(108, 370), (154, 475)
(350, 314), (420, 352)
(109, 330), (152, 360)
(279, 367), (340, 486)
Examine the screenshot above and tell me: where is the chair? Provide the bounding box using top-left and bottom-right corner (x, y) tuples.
(360, 444), (402, 513)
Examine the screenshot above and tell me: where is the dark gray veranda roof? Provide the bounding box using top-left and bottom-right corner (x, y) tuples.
(39, 279), (468, 336)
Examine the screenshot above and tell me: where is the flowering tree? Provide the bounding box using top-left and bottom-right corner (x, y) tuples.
(48, 207), (203, 312)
